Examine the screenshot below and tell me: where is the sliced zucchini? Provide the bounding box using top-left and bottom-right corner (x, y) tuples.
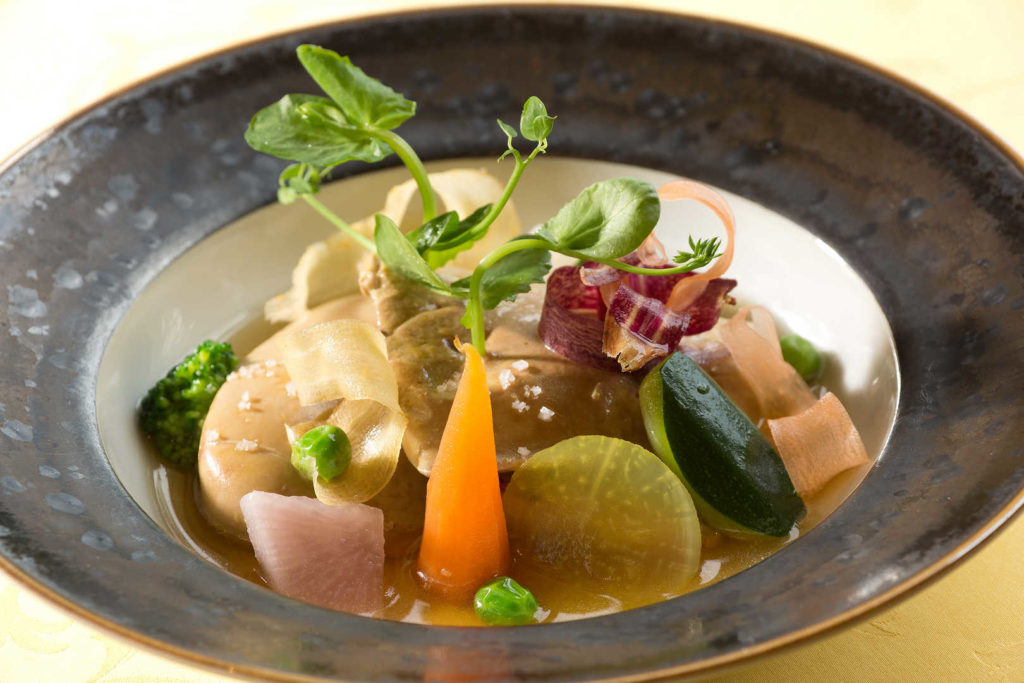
(640, 353), (805, 537)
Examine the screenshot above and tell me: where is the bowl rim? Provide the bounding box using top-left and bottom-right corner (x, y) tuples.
(1, 3), (1022, 680)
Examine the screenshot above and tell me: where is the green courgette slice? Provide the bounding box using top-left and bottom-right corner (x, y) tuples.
(640, 353), (805, 537)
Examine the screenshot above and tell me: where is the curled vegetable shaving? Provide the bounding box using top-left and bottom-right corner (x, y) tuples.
(278, 320), (406, 504)
(657, 180), (737, 311)
(767, 392), (869, 496)
(717, 306), (816, 422)
(265, 169), (522, 322)
(265, 227), (372, 322)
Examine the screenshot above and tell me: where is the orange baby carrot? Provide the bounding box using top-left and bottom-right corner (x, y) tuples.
(417, 340), (510, 600)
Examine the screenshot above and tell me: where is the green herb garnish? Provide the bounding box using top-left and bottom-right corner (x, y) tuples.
(244, 45), (725, 354)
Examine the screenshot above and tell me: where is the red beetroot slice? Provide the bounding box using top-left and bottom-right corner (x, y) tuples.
(541, 261), (736, 372)
(538, 265), (620, 372)
(602, 276), (736, 371)
(240, 491), (384, 614)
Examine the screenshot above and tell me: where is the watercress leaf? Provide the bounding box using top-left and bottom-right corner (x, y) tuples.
(245, 94), (392, 165)
(520, 96), (555, 142)
(536, 177), (660, 259)
(421, 204), (494, 268)
(497, 120), (518, 140)
(407, 211), (459, 253)
(477, 238), (552, 310)
(373, 214), (453, 296)
(297, 45), (416, 130)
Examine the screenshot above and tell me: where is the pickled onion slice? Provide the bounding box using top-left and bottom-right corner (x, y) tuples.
(767, 393), (869, 496)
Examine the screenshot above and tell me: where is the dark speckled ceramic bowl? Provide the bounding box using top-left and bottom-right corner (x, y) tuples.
(0, 5), (1021, 681)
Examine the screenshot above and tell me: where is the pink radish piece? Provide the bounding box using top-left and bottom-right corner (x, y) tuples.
(240, 491), (384, 614)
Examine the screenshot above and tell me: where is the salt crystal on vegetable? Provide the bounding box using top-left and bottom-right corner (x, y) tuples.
(511, 360), (529, 371)
(285, 382), (297, 397)
(206, 429), (220, 443)
(235, 438), (259, 452)
(526, 385), (542, 397)
(517, 446), (531, 457)
(538, 406), (555, 422)
(512, 399), (528, 413)
(499, 369), (515, 389)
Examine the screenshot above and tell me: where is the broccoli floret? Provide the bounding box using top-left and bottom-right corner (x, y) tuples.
(139, 340), (239, 469)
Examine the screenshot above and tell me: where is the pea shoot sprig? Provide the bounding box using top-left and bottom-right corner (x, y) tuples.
(245, 45), (723, 354)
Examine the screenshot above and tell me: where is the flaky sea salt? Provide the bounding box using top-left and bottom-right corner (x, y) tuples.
(526, 384), (542, 398)
(538, 406), (555, 422)
(285, 382), (297, 397)
(517, 446), (531, 457)
(512, 399), (528, 413)
(237, 390), (252, 411)
(499, 368), (516, 390)
(234, 438), (259, 452)
(511, 360), (529, 372)
(205, 429), (220, 443)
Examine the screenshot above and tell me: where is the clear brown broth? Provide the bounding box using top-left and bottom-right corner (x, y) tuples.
(158, 421), (868, 625)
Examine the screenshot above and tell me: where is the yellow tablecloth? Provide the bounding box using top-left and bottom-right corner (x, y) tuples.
(1, 1), (1021, 680)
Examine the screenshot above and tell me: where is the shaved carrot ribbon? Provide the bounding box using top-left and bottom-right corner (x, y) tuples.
(417, 340), (510, 599)
(768, 393), (869, 496)
(711, 307), (869, 494)
(717, 306), (816, 422)
(656, 180), (737, 311)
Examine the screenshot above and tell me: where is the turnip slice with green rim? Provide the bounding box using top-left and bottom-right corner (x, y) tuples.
(502, 436), (700, 599)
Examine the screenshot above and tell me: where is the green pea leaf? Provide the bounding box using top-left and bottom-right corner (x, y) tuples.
(407, 211), (460, 254)
(374, 214), (454, 296)
(537, 177), (660, 259)
(454, 238), (551, 318)
(297, 45), (416, 130)
(520, 96), (555, 142)
(497, 119), (518, 140)
(244, 94), (392, 165)
(420, 204), (493, 268)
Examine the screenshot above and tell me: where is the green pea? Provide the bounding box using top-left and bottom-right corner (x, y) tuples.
(473, 577), (539, 625)
(290, 424), (351, 483)
(779, 334), (823, 382)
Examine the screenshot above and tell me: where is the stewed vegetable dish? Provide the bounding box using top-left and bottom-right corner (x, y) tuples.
(139, 46), (871, 625)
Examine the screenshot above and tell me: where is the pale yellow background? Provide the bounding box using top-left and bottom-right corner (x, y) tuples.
(0, 1), (1021, 681)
